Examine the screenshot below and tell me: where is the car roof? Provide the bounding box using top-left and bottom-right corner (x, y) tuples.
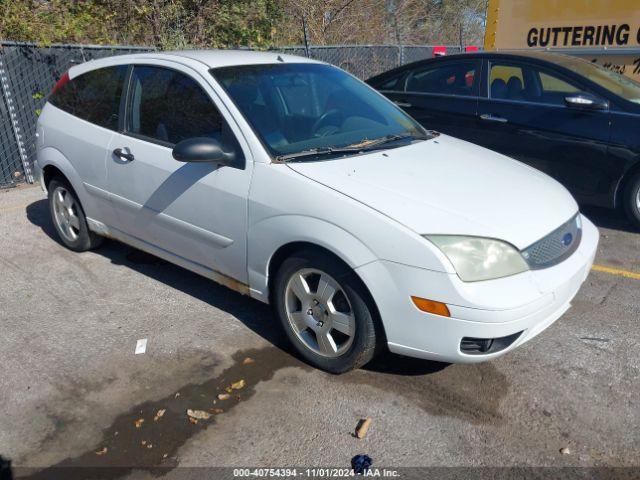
(162, 49), (322, 68)
(69, 49), (323, 78)
(368, 50), (588, 81)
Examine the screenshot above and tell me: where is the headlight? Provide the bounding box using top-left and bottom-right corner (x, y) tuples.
(425, 235), (529, 282)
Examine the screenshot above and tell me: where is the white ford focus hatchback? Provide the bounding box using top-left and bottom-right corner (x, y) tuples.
(36, 50), (598, 373)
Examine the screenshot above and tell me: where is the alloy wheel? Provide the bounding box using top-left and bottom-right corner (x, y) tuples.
(51, 186), (80, 242)
(284, 268), (356, 357)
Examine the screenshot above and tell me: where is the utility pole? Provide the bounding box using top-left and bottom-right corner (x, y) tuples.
(302, 16), (310, 58)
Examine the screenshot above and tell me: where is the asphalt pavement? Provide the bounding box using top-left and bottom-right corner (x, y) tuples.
(0, 185), (638, 479)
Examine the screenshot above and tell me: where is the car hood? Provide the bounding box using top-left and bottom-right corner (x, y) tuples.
(286, 134), (578, 250)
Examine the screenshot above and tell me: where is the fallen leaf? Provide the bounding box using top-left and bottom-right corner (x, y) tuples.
(147, 444), (153, 449)
(154, 409), (166, 421)
(141, 440), (147, 446)
(134, 418), (145, 428)
(163, 453), (168, 459)
(175, 392), (181, 398)
(230, 379), (246, 390)
(217, 393), (230, 401)
(355, 417), (372, 439)
(95, 447), (108, 456)
(242, 357), (255, 365)
(187, 409), (211, 420)
(209, 408), (224, 414)
(188, 416), (198, 425)
(560, 447), (571, 455)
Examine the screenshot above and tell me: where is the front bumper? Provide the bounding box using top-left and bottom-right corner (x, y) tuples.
(355, 214), (599, 363)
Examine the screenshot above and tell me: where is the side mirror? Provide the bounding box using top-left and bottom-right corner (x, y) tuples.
(564, 93), (608, 111)
(172, 137), (237, 166)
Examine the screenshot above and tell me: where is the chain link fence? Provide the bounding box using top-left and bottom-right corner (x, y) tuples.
(0, 42), (153, 187)
(0, 42), (462, 187)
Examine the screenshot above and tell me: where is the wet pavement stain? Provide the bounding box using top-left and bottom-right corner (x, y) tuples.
(21, 346), (308, 480)
(341, 355), (509, 424)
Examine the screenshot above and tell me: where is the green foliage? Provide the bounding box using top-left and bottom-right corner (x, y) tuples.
(0, 0), (282, 49)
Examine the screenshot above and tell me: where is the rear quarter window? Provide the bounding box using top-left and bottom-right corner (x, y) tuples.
(48, 65), (127, 130)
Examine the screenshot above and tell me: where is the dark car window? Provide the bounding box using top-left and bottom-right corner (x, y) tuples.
(127, 65), (226, 145)
(489, 62), (584, 105)
(49, 65), (127, 130)
(405, 61), (478, 96)
(376, 74), (404, 91)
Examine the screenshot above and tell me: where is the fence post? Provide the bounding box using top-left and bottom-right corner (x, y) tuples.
(0, 47), (33, 183)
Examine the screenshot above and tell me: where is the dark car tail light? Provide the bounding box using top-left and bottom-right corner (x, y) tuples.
(50, 72), (70, 96)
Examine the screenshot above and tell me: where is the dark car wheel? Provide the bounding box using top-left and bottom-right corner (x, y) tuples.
(623, 172), (640, 230)
(48, 177), (103, 251)
(273, 250), (380, 373)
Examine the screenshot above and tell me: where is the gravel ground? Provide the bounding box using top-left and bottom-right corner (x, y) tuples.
(0, 185), (638, 479)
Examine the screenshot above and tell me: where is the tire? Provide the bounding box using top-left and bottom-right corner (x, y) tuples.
(48, 177), (103, 251)
(623, 172), (640, 230)
(273, 250), (381, 373)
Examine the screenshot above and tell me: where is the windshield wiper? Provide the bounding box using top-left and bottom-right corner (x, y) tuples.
(275, 134), (422, 163)
(349, 133), (418, 151)
(274, 146), (364, 163)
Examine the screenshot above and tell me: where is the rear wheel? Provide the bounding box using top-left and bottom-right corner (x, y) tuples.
(48, 177), (103, 251)
(273, 250), (380, 373)
(623, 172), (640, 230)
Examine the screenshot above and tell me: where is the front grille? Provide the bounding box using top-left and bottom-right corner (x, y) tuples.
(521, 214), (582, 269)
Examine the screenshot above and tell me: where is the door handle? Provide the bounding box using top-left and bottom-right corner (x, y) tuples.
(480, 114), (508, 123)
(113, 148), (135, 162)
(393, 100), (412, 108)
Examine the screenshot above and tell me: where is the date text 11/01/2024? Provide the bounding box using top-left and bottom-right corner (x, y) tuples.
(232, 468), (400, 477)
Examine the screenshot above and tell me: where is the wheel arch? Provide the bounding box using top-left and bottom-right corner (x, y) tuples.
(266, 240), (387, 347)
(614, 159), (640, 210)
(247, 215), (378, 302)
(42, 164), (68, 191)
(38, 147), (97, 219)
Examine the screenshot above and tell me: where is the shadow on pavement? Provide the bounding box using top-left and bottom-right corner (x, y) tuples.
(25, 198), (447, 376)
(0, 456), (13, 480)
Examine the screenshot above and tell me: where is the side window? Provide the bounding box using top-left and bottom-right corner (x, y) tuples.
(489, 64), (525, 100)
(490, 62), (584, 105)
(49, 65), (127, 130)
(127, 65), (226, 145)
(405, 61), (477, 96)
(538, 71), (580, 94)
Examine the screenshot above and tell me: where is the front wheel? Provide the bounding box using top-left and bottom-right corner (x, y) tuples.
(273, 250), (380, 373)
(623, 172), (640, 230)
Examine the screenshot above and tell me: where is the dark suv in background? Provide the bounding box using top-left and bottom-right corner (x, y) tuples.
(368, 52), (640, 228)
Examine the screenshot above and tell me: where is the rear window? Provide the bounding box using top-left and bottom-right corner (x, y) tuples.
(48, 65), (127, 130)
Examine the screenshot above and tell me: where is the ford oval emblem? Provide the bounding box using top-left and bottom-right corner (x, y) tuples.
(561, 232), (573, 247)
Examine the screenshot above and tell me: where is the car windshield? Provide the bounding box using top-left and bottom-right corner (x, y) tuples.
(551, 55), (640, 104)
(211, 63), (430, 159)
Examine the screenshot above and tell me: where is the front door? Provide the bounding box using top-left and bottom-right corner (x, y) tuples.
(106, 63), (252, 283)
(476, 60), (612, 203)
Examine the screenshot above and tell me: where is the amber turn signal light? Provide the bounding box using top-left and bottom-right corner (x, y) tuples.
(411, 296), (450, 317)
